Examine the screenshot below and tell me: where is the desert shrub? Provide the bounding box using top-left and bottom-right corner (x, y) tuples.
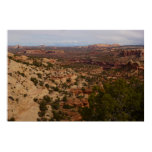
(51, 79), (55, 83)
(22, 61), (29, 66)
(63, 104), (73, 109)
(33, 60), (42, 67)
(52, 110), (65, 121)
(45, 83), (50, 89)
(74, 81), (78, 85)
(51, 102), (60, 110)
(66, 78), (71, 83)
(38, 96), (51, 118)
(41, 118), (47, 121)
(38, 111), (46, 117)
(30, 77), (38, 86)
(61, 90), (68, 95)
(37, 118), (41, 121)
(39, 102), (48, 113)
(47, 62), (53, 68)
(79, 78), (144, 121)
(80, 75), (86, 79)
(52, 86), (59, 91)
(24, 94), (27, 97)
(62, 83), (68, 88)
(85, 77), (93, 84)
(39, 81), (44, 86)
(8, 73), (12, 76)
(15, 59), (21, 63)
(62, 96), (67, 102)
(8, 56), (13, 60)
(83, 82), (87, 86)
(102, 71), (107, 75)
(43, 95), (51, 103)
(8, 117), (15, 121)
(8, 96), (14, 101)
(37, 73), (42, 79)
(17, 71), (25, 77)
(55, 96), (60, 102)
(77, 95), (84, 99)
(81, 87), (85, 92)
(33, 98), (38, 102)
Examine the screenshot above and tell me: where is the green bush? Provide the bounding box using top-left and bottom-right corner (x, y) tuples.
(63, 96), (67, 102)
(8, 73), (12, 76)
(37, 73), (42, 78)
(8, 117), (15, 121)
(33, 60), (42, 67)
(47, 62), (53, 68)
(51, 102), (60, 110)
(80, 75), (86, 79)
(24, 94), (27, 97)
(52, 110), (65, 121)
(63, 104), (73, 109)
(8, 96), (14, 101)
(74, 81), (78, 85)
(79, 78), (144, 121)
(77, 95), (84, 99)
(30, 77), (38, 86)
(62, 83), (68, 88)
(52, 86), (59, 91)
(17, 71), (25, 77)
(43, 95), (51, 103)
(39, 81), (44, 86)
(45, 83), (50, 89)
(38, 111), (46, 117)
(33, 98), (38, 102)
(38, 95), (51, 118)
(66, 78), (71, 83)
(39, 102), (48, 112)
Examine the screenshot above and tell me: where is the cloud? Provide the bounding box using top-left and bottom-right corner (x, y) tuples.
(8, 30), (144, 46)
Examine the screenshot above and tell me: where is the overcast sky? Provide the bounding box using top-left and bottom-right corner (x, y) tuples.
(8, 30), (144, 46)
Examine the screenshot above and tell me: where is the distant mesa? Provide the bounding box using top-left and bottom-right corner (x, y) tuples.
(25, 50), (46, 54)
(88, 44), (120, 49)
(25, 49), (64, 55)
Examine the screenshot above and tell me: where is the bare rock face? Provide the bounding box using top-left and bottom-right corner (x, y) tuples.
(8, 56), (51, 121)
(8, 59), (40, 121)
(120, 49), (144, 57)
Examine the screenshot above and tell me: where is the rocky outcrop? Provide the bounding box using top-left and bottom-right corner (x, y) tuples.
(120, 49), (144, 57)
(122, 59), (142, 70)
(25, 50), (46, 54)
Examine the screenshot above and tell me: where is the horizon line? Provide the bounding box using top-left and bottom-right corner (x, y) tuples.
(8, 43), (144, 47)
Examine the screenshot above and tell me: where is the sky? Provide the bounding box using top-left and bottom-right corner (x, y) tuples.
(8, 30), (144, 46)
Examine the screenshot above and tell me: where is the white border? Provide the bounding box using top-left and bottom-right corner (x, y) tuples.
(0, 0), (152, 152)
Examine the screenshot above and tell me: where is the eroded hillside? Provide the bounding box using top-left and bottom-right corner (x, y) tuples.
(8, 53), (92, 121)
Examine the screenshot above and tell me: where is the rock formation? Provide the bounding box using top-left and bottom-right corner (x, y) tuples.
(120, 49), (144, 57)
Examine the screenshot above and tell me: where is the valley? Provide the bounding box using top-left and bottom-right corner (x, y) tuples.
(8, 44), (144, 121)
